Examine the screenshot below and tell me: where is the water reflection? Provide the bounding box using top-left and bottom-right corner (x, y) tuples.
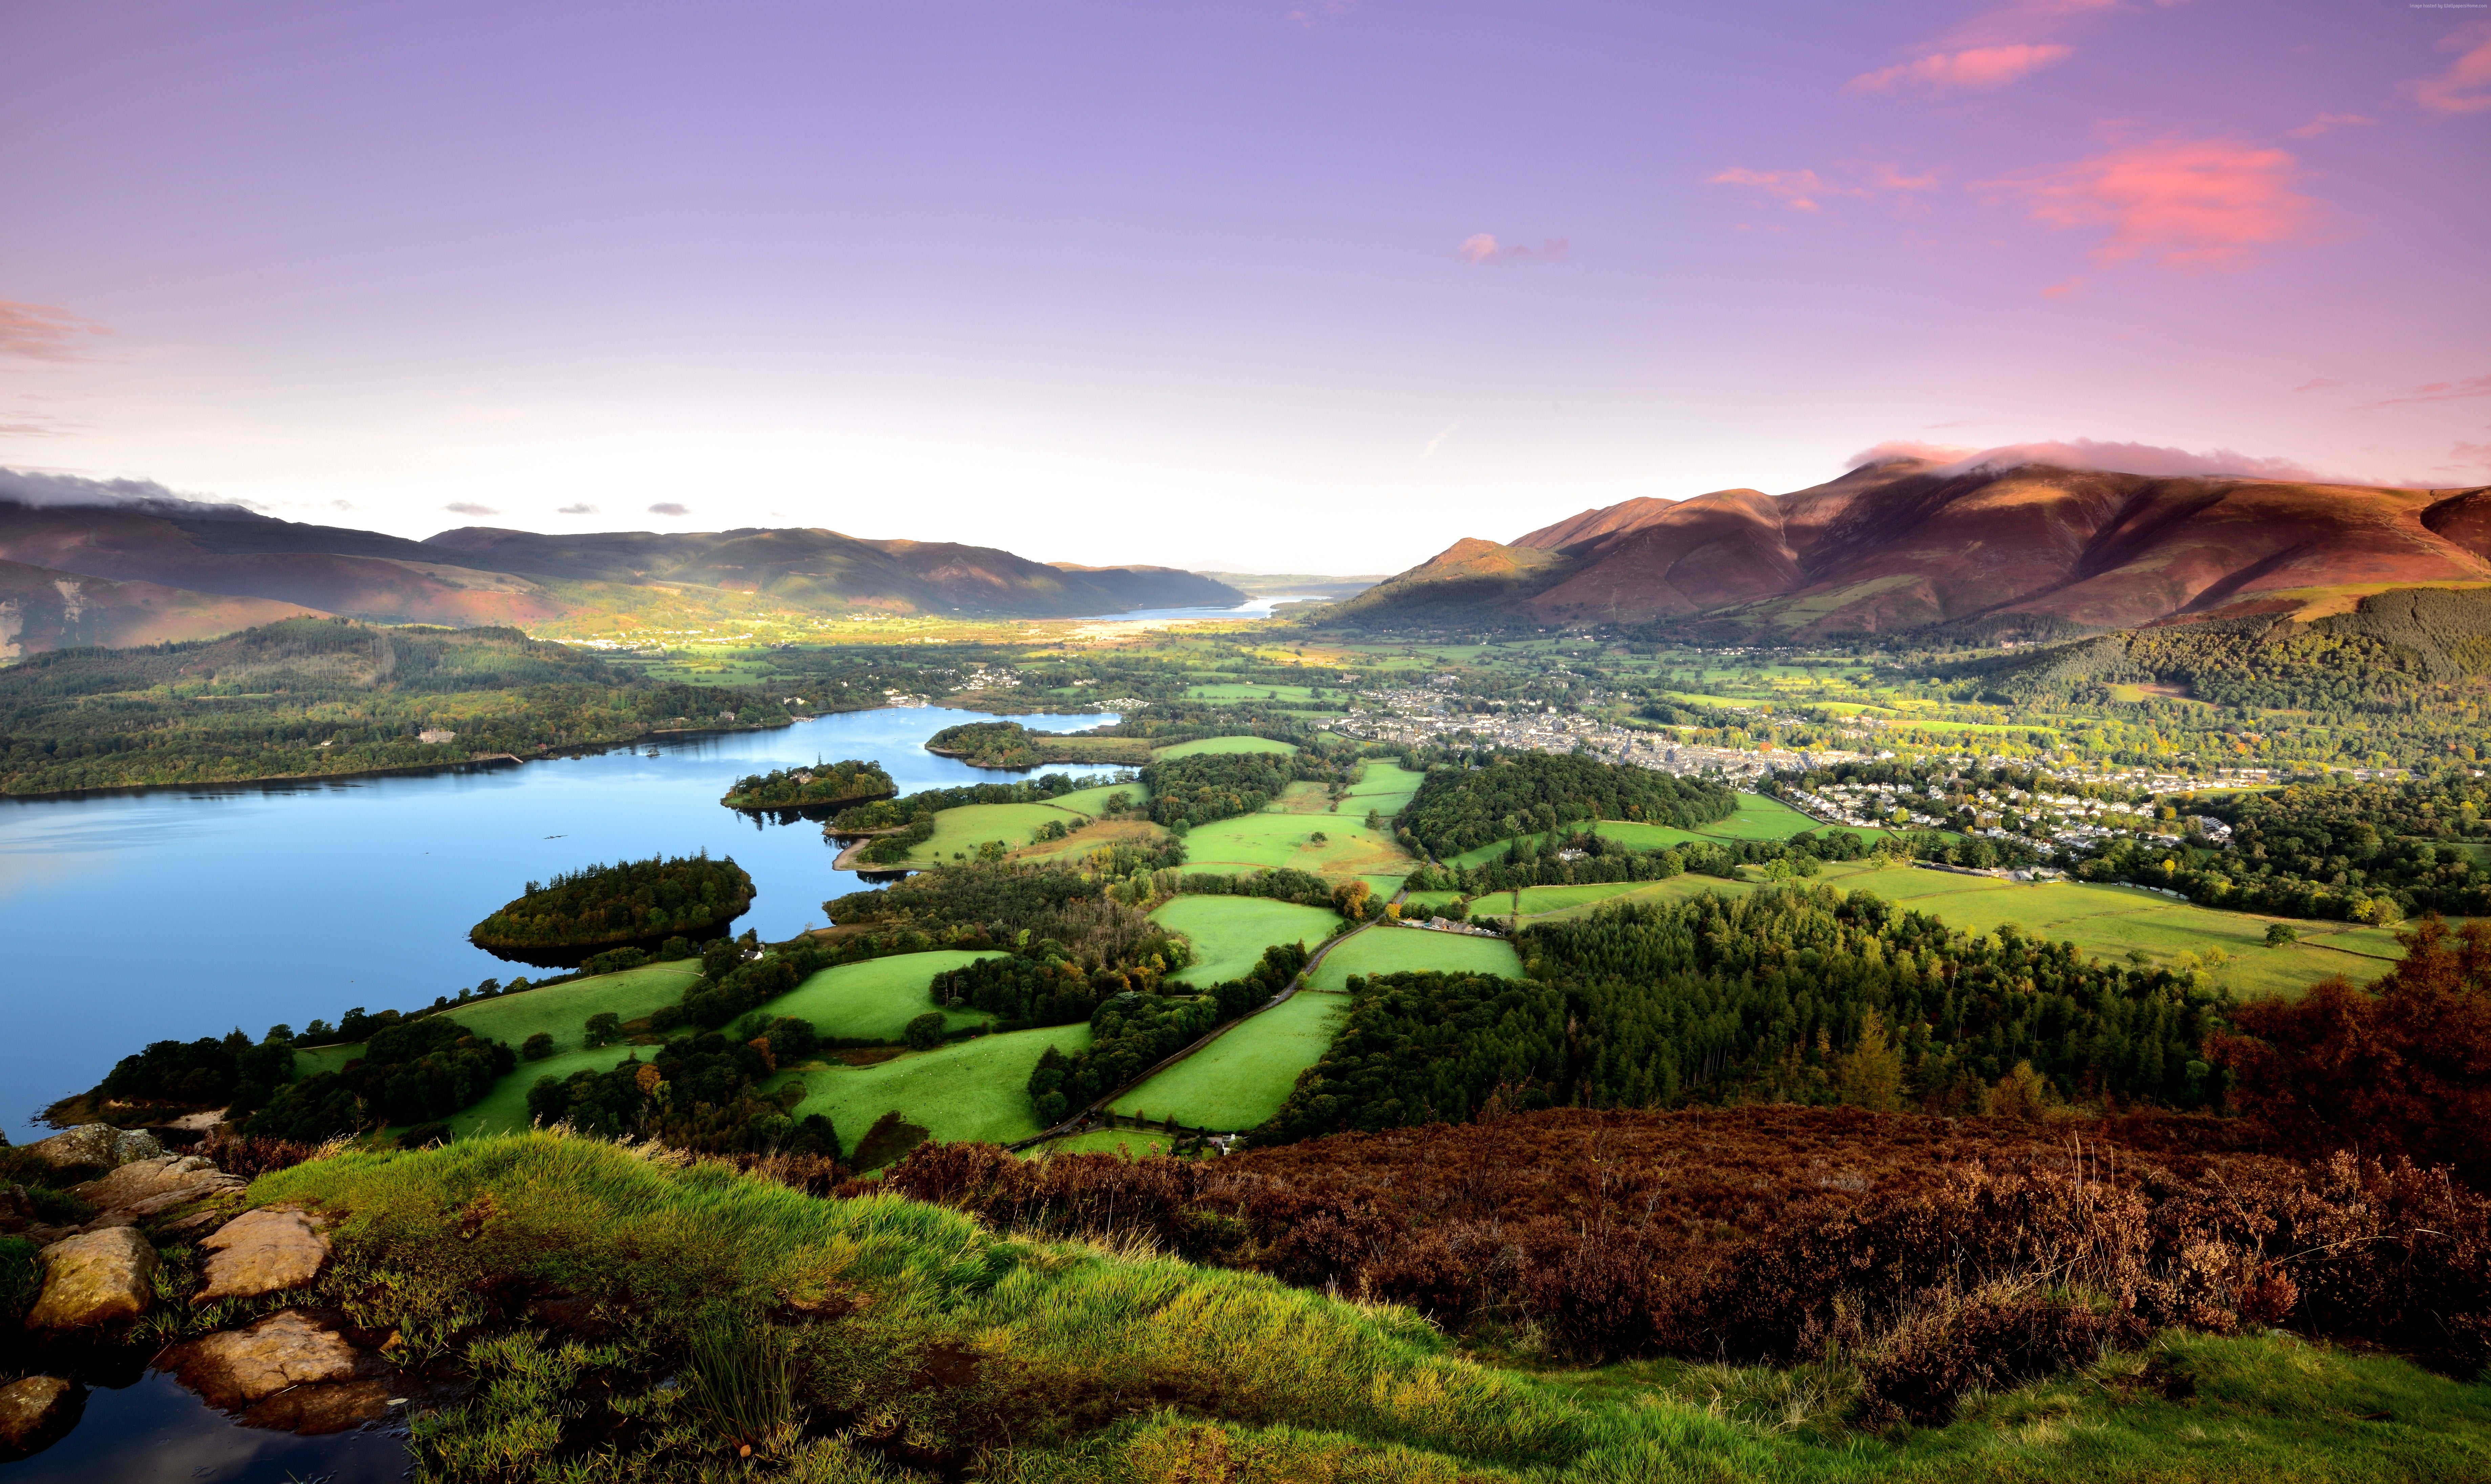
(0, 707), (1118, 1131)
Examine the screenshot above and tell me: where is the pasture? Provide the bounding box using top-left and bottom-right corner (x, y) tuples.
(1180, 684), (1330, 704)
(765, 948), (1003, 1041)
(1153, 734), (1298, 758)
(1108, 990), (1347, 1129)
(770, 1022), (1091, 1152)
(1307, 926), (1524, 989)
(1343, 761), (1426, 819)
(454, 1042), (644, 1136)
(1177, 807), (1412, 896)
(289, 960), (704, 1085)
(1152, 895), (1343, 986)
(902, 779), (1144, 864)
(1029, 1128), (1177, 1158)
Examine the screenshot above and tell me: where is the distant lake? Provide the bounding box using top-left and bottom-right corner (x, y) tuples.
(1076, 594), (1325, 623)
(0, 706), (1120, 1132)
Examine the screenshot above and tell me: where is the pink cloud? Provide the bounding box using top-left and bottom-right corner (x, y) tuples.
(2356, 372), (2491, 409)
(1847, 43), (2075, 93)
(2292, 378), (2342, 393)
(1458, 233), (1569, 263)
(2040, 276), (2085, 298)
(2286, 112), (2376, 139)
(2440, 441), (2491, 473)
(2405, 18), (2491, 115)
(1929, 438), (2354, 483)
(1705, 167), (1865, 213)
(1978, 135), (2320, 268)
(0, 299), (112, 361)
(1847, 439), (1980, 466)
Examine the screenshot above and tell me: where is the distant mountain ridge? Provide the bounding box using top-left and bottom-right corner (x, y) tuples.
(1324, 458), (2491, 639)
(0, 496), (1245, 652)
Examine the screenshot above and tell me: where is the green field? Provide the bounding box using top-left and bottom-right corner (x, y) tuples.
(770, 1023), (1091, 1153)
(1307, 926), (1525, 989)
(765, 949), (1003, 1041)
(902, 780), (1144, 865)
(1343, 760), (1425, 819)
(1108, 990), (1347, 1129)
(1153, 734), (1298, 758)
(1810, 863), (2410, 999)
(456, 1043), (643, 1136)
(1179, 802), (1413, 894)
(1443, 791), (1834, 868)
(1180, 684), (1329, 704)
(290, 960), (707, 1091)
(1152, 895), (1343, 987)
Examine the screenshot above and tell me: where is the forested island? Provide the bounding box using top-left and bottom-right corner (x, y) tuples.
(469, 852), (756, 965)
(922, 718), (1151, 768)
(717, 758), (894, 813)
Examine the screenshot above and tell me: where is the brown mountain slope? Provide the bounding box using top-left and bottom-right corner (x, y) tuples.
(0, 558), (325, 658)
(1324, 460), (2491, 637)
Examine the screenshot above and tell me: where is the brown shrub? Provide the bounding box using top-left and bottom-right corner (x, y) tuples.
(205, 1136), (323, 1180)
(1861, 1286), (2141, 1424)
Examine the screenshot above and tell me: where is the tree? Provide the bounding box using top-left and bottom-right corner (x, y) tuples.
(1989, 1061), (2053, 1121)
(584, 1012), (621, 1048)
(522, 1032), (556, 1061)
(904, 1012), (947, 1051)
(1834, 1009), (1905, 1112)
(2265, 922), (2300, 948)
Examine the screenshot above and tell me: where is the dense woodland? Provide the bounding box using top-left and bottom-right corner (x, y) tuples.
(246, 1017), (517, 1140)
(922, 719), (1149, 767)
(469, 853), (756, 957)
(0, 617), (793, 794)
(1267, 884), (2230, 1143)
(1402, 754), (1738, 857)
(1139, 749), (1331, 829)
(525, 1028), (842, 1156)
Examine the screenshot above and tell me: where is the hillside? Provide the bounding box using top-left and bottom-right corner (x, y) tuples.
(1323, 458), (2491, 638)
(0, 496), (1244, 654)
(0, 556), (323, 657)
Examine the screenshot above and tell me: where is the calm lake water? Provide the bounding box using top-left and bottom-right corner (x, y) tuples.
(0, 706), (1119, 1131)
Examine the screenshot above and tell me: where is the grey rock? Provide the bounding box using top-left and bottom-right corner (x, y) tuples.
(21, 1125), (161, 1170)
(28, 1226), (157, 1329)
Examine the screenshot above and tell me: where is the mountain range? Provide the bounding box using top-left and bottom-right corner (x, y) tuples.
(1321, 457), (2491, 639)
(0, 496), (1244, 656)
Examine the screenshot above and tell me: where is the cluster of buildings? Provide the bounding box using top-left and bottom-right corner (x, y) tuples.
(1320, 686), (1865, 780)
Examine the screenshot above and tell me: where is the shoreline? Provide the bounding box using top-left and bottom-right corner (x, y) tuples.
(0, 718), (800, 803)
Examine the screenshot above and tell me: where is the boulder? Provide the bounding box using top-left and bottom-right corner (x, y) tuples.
(166, 1311), (358, 1409)
(75, 1154), (237, 1216)
(21, 1125), (161, 1170)
(27, 1227), (157, 1329)
(199, 1207), (329, 1299)
(0, 1376), (82, 1458)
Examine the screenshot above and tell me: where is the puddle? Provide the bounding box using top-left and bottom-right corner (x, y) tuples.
(2, 1369), (410, 1482)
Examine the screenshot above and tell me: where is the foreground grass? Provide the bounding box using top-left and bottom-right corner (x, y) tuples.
(1150, 895), (1342, 987)
(1308, 926), (1525, 989)
(246, 1134), (2491, 1483)
(1108, 991), (1349, 1129)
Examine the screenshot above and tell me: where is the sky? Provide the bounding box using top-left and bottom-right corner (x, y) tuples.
(2, 0), (2487, 575)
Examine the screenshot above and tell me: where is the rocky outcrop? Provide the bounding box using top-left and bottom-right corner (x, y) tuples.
(199, 1207), (329, 1299)
(27, 1227), (156, 1329)
(22, 1125), (161, 1170)
(74, 1154), (244, 1218)
(0, 1376), (82, 1457)
(164, 1311), (358, 1409)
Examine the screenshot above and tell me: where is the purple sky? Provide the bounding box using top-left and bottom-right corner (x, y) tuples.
(3, 1), (2487, 573)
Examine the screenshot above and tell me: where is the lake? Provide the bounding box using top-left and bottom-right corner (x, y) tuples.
(0, 706), (1120, 1131)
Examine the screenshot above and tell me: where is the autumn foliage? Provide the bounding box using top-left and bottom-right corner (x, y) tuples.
(2212, 917), (2491, 1185)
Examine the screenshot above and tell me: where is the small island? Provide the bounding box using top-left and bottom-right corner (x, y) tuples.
(718, 758), (896, 815)
(924, 719), (1151, 769)
(469, 851), (756, 967)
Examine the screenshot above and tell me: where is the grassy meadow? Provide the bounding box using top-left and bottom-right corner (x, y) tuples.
(1152, 895), (1343, 987)
(1152, 734), (1298, 758)
(769, 1022), (1091, 1150)
(900, 778), (1144, 865)
(764, 948), (1003, 1041)
(1108, 990), (1349, 1129)
(1178, 804), (1412, 895)
(1308, 925), (1525, 989)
